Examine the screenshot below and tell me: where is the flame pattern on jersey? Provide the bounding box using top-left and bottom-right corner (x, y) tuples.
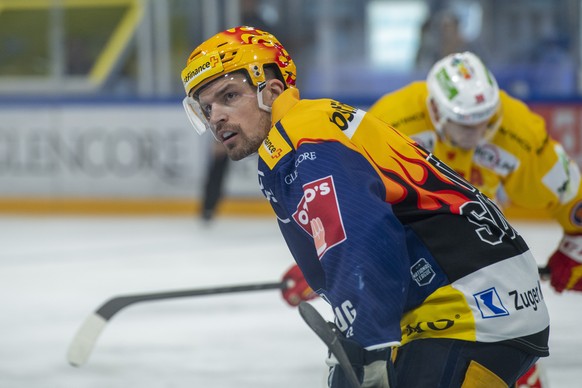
(371, 145), (470, 212)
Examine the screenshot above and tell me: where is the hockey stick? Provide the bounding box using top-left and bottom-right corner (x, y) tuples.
(298, 302), (361, 388)
(295, 267), (551, 387)
(67, 280), (287, 367)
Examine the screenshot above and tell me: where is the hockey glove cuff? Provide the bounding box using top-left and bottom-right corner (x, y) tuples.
(281, 264), (318, 306)
(548, 234), (582, 293)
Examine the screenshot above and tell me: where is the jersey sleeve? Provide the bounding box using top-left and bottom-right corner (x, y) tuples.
(286, 130), (410, 349)
(499, 94), (582, 234)
(367, 81), (430, 133)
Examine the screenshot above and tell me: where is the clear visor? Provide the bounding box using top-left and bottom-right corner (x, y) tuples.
(182, 72), (248, 138)
(444, 107), (503, 150)
(182, 71), (272, 138)
(444, 120), (489, 150)
(182, 95), (211, 135)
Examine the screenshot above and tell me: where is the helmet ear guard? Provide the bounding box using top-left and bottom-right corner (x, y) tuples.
(256, 81), (272, 113)
(426, 96), (447, 134)
(426, 52), (501, 139)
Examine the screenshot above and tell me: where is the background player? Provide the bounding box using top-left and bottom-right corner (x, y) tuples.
(368, 51), (582, 295)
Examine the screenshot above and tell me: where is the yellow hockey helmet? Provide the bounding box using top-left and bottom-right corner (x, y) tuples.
(181, 26), (296, 96)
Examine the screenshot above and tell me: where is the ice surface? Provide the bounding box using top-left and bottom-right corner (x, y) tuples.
(0, 216), (578, 387)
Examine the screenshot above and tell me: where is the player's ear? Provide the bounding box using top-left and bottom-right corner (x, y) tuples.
(263, 78), (285, 106)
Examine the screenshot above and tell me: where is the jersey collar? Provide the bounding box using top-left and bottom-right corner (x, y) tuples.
(272, 87), (300, 125)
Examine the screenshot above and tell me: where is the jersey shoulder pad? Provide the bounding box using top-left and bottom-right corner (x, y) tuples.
(280, 98), (365, 147)
(368, 81), (431, 135)
(495, 91), (548, 154)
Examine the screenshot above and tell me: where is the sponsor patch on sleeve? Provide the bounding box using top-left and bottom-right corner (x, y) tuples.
(542, 144), (581, 204)
(473, 287), (510, 318)
(570, 200), (582, 227)
(292, 176), (347, 258)
(411, 258), (436, 286)
(258, 127), (292, 170)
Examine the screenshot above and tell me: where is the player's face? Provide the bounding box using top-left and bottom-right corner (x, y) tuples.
(196, 73), (273, 161)
(443, 119), (489, 150)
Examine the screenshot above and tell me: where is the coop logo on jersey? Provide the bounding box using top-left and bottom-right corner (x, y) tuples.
(404, 318), (455, 338)
(473, 287), (509, 318)
(410, 258), (435, 286)
(292, 175), (346, 258)
(258, 127), (291, 170)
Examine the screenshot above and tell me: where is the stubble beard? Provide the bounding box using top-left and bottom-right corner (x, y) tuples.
(223, 114), (272, 161)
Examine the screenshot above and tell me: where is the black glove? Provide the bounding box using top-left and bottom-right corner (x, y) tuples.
(326, 323), (392, 388)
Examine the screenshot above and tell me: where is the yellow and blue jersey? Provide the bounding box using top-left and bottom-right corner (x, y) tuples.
(258, 88), (549, 356)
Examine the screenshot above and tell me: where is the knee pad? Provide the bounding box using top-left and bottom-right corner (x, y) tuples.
(461, 360), (508, 388)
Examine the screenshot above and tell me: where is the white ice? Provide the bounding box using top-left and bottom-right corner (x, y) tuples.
(0, 216), (579, 387)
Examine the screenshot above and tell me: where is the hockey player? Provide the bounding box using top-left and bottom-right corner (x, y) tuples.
(181, 27), (550, 387)
(368, 52), (582, 296)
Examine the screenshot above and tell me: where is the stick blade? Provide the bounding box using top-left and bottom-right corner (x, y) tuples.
(298, 302), (338, 345)
(67, 313), (107, 367)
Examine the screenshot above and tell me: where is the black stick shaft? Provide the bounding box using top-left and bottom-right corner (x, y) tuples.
(298, 302), (361, 388)
(96, 281), (287, 320)
(538, 266), (550, 280)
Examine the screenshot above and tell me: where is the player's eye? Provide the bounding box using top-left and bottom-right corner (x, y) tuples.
(223, 91), (238, 104)
(201, 104), (212, 119)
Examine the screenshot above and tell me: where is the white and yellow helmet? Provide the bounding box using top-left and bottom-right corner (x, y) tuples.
(427, 52), (501, 135)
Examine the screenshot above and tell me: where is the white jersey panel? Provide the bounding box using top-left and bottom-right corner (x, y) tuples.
(452, 251), (550, 343)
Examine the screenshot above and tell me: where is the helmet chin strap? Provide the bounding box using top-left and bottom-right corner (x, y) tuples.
(426, 96), (447, 138)
(257, 81), (272, 113)
(483, 108), (503, 142)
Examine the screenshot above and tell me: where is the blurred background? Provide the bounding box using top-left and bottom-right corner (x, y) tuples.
(2, 3), (580, 387)
(0, 0), (581, 216)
